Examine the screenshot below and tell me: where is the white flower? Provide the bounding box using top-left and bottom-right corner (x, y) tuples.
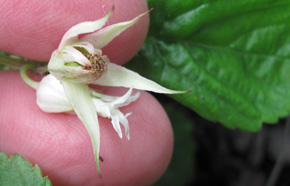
(92, 88), (140, 140)
(35, 74), (139, 140)
(36, 74), (73, 113)
(20, 9), (187, 176)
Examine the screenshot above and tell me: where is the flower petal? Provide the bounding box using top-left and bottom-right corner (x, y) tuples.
(112, 88), (140, 107)
(80, 9), (151, 49)
(111, 115), (123, 139)
(93, 63), (188, 94)
(58, 10), (113, 50)
(92, 91), (119, 102)
(62, 79), (102, 176)
(36, 74), (73, 113)
(118, 112), (131, 140)
(72, 42), (96, 54)
(61, 45), (91, 66)
(93, 98), (123, 138)
(93, 98), (111, 118)
(120, 92), (140, 107)
(109, 88), (133, 106)
(91, 89), (138, 139)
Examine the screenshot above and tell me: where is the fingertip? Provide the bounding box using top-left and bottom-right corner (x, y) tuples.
(0, 0), (149, 64)
(98, 90), (173, 185)
(0, 71), (173, 185)
(102, 0), (149, 65)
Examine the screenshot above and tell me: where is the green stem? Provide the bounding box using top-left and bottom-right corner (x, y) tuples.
(0, 54), (47, 71)
(0, 55), (25, 68)
(20, 64), (39, 89)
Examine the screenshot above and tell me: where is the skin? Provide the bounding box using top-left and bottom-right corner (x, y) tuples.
(0, 0), (173, 185)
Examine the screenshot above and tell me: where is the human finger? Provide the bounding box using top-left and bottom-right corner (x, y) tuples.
(0, 70), (173, 185)
(0, 0), (149, 64)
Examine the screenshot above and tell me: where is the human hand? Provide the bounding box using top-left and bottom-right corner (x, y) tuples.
(0, 0), (173, 185)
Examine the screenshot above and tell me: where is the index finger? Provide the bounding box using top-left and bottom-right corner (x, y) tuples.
(0, 0), (149, 64)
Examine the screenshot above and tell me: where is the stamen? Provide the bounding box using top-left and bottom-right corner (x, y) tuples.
(84, 52), (109, 79)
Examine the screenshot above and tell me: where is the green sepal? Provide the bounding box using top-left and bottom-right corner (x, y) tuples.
(61, 80), (102, 176)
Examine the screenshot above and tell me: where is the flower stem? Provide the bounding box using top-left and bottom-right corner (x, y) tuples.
(0, 52), (47, 70)
(0, 55), (25, 68)
(20, 64), (39, 89)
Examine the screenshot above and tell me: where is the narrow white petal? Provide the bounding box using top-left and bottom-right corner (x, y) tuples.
(111, 115), (123, 139)
(62, 79), (102, 176)
(116, 91), (140, 108)
(72, 42), (95, 54)
(92, 91), (118, 102)
(92, 97), (123, 138)
(93, 99), (111, 118)
(125, 113), (132, 117)
(119, 112), (130, 140)
(111, 88), (134, 106)
(61, 46), (90, 66)
(36, 75), (73, 113)
(93, 63), (187, 94)
(58, 10), (112, 50)
(80, 10), (150, 49)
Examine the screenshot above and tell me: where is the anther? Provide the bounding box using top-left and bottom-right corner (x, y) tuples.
(85, 52), (109, 79)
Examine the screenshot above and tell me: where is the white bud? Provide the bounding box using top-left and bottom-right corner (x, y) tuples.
(36, 74), (73, 113)
(48, 43), (109, 84)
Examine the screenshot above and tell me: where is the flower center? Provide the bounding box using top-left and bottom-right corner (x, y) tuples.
(84, 52), (109, 79)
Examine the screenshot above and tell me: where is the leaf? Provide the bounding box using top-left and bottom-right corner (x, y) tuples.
(0, 152), (52, 186)
(126, 0), (290, 131)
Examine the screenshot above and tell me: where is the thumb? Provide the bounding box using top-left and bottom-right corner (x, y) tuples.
(0, 0), (149, 64)
(0, 71), (173, 185)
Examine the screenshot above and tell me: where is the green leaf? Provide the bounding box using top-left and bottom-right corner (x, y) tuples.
(0, 152), (52, 186)
(0, 64), (5, 70)
(126, 0), (290, 131)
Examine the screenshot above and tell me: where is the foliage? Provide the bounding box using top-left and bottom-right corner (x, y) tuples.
(0, 152), (52, 186)
(127, 0), (290, 131)
(154, 96), (195, 185)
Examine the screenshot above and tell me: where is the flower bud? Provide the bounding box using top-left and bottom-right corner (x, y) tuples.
(48, 42), (109, 84)
(36, 74), (73, 112)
